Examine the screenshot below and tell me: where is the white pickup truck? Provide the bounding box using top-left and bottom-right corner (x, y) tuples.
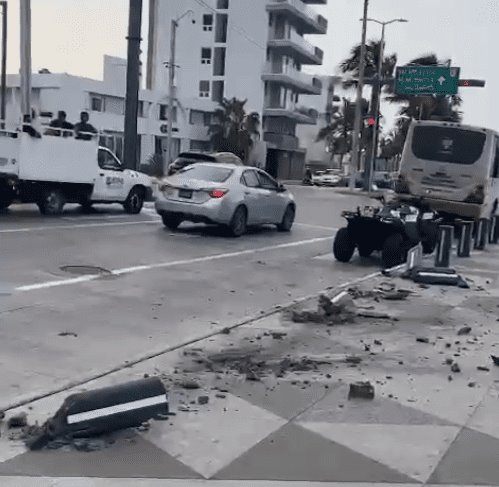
(0, 128), (152, 215)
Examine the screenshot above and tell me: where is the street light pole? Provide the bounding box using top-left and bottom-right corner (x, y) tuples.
(19, 0), (31, 123)
(365, 17), (408, 192)
(165, 9), (193, 176)
(165, 19), (177, 176)
(349, 0), (369, 190)
(0, 1), (7, 128)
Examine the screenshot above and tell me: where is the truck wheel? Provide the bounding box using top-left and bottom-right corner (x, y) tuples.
(162, 214), (182, 230)
(382, 233), (405, 269)
(333, 227), (355, 263)
(0, 195), (13, 210)
(38, 188), (65, 216)
(124, 187), (144, 214)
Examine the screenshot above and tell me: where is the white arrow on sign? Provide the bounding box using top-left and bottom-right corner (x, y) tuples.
(437, 76), (446, 86)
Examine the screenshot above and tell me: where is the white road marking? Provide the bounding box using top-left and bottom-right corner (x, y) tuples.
(295, 222), (338, 231)
(16, 236), (333, 292)
(0, 219), (161, 234)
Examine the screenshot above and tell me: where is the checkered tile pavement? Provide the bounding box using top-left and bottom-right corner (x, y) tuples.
(2, 250), (499, 485)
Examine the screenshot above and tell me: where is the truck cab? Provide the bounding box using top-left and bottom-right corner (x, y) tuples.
(0, 129), (152, 215)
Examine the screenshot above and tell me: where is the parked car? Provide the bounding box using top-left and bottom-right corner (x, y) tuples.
(155, 163), (296, 237)
(167, 151), (244, 176)
(313, 169), (342, 187)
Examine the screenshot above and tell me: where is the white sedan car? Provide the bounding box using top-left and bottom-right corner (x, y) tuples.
(155, 163), (296, 237)
(313, 169), (342, 187)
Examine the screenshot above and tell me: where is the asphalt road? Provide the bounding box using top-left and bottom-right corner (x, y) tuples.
(0, 186), (376, 408)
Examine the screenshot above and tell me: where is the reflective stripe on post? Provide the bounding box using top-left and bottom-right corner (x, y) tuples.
(407, 243), (423, 270)
(489, 216), (498, 244)
(434, 225), (454, 268)
(475, 218), (489, 250)
(457, 221), (473, 258)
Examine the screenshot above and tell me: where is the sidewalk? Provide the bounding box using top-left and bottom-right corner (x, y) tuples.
(1, 247), (499, 485)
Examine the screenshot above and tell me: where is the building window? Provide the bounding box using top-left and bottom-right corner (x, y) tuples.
(213, 47), (226, 76)
(217, 0), (229, 8)
(203, 14), (213, 31)
(199, 80), (210, 98)
(90, 95), (104, 112)
(201, 47), (212, 65)
(159, 104), (168, 121)
(215, 13), (228, 42)
(212, 80), (224, 103)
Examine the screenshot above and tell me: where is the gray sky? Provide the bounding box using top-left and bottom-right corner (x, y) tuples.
(5, 0), (498, 131)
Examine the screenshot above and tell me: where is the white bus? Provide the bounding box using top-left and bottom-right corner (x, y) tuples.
(396, 120), (499, 220)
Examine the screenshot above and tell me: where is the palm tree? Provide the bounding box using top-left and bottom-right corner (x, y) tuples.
(209, 98), (259, 163)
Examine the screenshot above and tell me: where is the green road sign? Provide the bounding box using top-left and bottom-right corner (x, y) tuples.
(395, 66), (461, 96)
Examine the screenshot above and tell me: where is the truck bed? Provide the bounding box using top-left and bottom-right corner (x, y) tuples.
(13, 133), (98, 184)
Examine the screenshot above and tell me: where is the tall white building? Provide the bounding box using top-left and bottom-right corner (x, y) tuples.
(147, 0), (328, 179)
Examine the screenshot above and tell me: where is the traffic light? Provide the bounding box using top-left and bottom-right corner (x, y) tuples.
(459, 79), (486, 88)
(367, 117), (376, 126)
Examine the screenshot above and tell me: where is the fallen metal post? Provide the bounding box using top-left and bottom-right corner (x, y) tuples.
(457, 220), (473, 257)
(434, 225), (453, 268)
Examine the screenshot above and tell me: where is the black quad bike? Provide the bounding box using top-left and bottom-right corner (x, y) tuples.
(333, 202), (441, 268)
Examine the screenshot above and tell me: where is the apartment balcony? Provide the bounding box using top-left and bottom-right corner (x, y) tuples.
(267, 30), (324, 65)
(267, 0), (328, 35)
(263, 105), (318, 125)
(262, 63), (322, 95)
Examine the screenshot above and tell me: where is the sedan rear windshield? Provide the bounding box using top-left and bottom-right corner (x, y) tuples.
(412, 126), (487, 165)
(176, 165), (233, 182)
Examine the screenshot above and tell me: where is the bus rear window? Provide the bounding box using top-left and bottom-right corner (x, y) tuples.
(412, 126), (486, 165)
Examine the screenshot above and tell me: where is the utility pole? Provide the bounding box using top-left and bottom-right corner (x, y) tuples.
(349, 0), (369, 190)
(123, 0), (143, 170)
(19, 0), (31, 124)
(165, 19), (177, 175)
(0, 1), (7, 128)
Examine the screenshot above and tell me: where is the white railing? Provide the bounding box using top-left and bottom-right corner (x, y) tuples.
(263, 62), (322, 89)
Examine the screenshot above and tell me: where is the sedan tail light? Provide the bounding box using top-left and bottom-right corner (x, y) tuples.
(206, 188), (229, 199)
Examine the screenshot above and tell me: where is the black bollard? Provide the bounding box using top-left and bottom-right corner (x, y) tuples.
(457, 221), (473, 257)
(434, 225), (454, 268)
(475, 218), (489, 250)
(489, 216), (498, 244)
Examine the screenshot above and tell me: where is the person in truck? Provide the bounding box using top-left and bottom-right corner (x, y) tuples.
(74, 111), (98, 140)
(47, 111), (74, 137)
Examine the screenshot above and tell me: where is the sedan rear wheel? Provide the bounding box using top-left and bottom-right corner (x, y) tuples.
(228, 206), (247, 238)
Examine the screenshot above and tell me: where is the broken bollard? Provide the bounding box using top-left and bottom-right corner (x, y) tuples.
(27, 377), (168, 450)
(348, 381), (375, 400)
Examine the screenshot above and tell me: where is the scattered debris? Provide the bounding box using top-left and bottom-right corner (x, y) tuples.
(7, 412), (28, 429)
(348, 381), (375, 400)
(373, 339), (383, 346)
(451, 363), (461, 373)
(270, 332), (287, 340)
(58, 331), (78, 338)
(468, 382), (477, 388)
(491, 355), (499, 367)
(215, 393), (227, 399)
(357, 311), (394, 320)
(445, 358), (454, 365)
(416, 337), (430, 344)
(220, 327), (231, 335)
(457, 326), (472, 336)
(179, 380), (201, 390)
(290, 292), (356, 325)
(381, 289), (412, 301)
(197, 396), (210, 405)
(246, 370), (261, 382)
(477, 366), (490, 372)
(345, 356), (362, 365)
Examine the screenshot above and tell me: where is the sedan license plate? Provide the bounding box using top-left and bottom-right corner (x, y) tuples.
(178, 189), (193, 199)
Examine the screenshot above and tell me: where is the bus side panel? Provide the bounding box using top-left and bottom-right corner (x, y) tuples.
(18, 135), (97, 184)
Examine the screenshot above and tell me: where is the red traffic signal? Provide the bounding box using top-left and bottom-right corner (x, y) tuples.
(367, 118), (376, 126)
